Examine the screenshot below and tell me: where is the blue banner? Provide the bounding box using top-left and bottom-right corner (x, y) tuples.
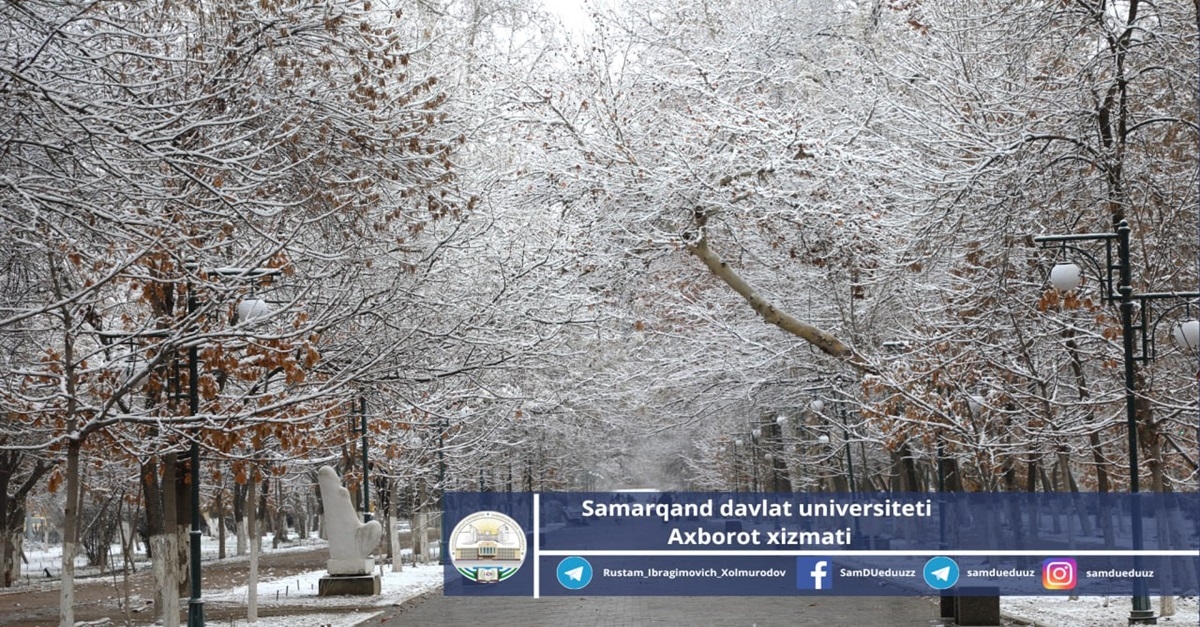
(441, 491), (1200, 597)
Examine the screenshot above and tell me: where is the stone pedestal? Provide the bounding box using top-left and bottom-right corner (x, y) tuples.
(318, 574), (381, 596)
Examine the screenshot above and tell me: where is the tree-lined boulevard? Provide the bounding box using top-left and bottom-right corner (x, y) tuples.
(1, 0), (1196, 624)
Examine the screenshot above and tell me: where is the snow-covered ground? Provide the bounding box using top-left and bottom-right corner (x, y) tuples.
(205, 562), (443, 610)
(18, 531), (342, 583)
(17, 533), (444, 627)
(17, 529), (442, 584)
(203, 564), (444, 627)
(1003, 596), (1198, 626)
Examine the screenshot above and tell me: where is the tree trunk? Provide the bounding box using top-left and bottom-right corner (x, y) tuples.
(176, 457), (190, 601)
(1146, 412), (1175, 617)
(58, 438), (80, 627)
(234, 481), (247, 556)
(5, 528), (21, 586)
(247, 476), (258, 622)
(896, 444), (921, 491)
(217, 492), (226, 560)
(389, 478), (402, 572)
(117, 504), (134, 626)
(158, 454), (180, 627)
(55, 288), (81, 627)
(1065, 329), (1112, 494)
(413, 510), (426, 565)
(296, 493), (308, 542)
(273, 478), (287, 548)
(236, 519), (247, 557)
(0, 455), (11, 588)
(257, 477), (270, 541)
(140, 458), (165, 612)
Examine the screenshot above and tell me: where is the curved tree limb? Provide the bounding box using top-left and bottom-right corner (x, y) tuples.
(684, 225), (876, 375)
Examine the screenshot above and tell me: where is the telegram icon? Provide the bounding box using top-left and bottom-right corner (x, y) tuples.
(556, 556), (594, 590)
(923, 556), (960, 590)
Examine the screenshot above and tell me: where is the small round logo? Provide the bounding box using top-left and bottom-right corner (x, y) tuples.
(923, 556), (960, 590)
(556, 556), (593, 590)
(449, 510), (527, 584)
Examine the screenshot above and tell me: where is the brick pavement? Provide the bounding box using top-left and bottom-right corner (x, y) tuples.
(381, 594), (941, 626)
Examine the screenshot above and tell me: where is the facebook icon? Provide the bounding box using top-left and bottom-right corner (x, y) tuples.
(796, 557), (833, 590)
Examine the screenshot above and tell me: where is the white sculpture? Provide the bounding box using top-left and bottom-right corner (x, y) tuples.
(317, 466), (382, 575)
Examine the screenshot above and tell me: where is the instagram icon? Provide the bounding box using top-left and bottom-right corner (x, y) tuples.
(1042, 558), (1078, 590)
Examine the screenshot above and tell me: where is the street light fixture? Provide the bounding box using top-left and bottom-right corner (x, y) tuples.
(1035, 220), (1198, 626)
(438, 414), (449, 565)
(358, 397), (371, 523)
(1048, 262), (1083, 292)
(734, 438), (744, 493)
(835, 403), (857, 494)
(185, 265), (277, 627)
(809, 396), (855, 493)
(1172, 318), (1199, 351)
(750, 428), (761, 493)
(966, 394), (985, 418)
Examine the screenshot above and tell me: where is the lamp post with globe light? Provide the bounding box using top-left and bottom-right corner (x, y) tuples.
(184, 265), (279, 627)
(811, 397), (857, 493)
(776, 406), (835, 492)
(357, 397), (371, 523)
(438, 415), (448, 565)
(1035, 220), (1198, 625)
(774, 415), (791, 492)
(808, 398), (851, 492)
(733, 437), (744, 492)
(750, 427), (762, 493)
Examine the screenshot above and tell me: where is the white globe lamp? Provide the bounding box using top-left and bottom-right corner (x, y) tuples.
(1049, 263), (1082, 292)
(237, 298), (270, 322)
(1173, 319), (1199, 351)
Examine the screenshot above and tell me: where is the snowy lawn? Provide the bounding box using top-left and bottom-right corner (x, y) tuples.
(1003, 596), (1198, 626)
(17, 532), (334, 585)
(16, 533), (444, 627)
(16, 531), (438, 587)
(205, 563), (444, 610)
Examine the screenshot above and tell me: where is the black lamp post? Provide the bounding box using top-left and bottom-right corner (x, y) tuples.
(774, 414), (793, 493)
(1035, 220), (1199, 625)
(185, 265), (278, 627)
(733, 438), (744, 492)
(936, 436), (946, 550)
(186, 284), (204, 627)
(438, 415), (448, 565)
(838, 403), (855, 493)
(750, 427), (761, 493)
(359, 397), (371, 523)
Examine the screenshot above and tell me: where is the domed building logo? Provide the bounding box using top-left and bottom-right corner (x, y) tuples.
(449, 510), (527, 583)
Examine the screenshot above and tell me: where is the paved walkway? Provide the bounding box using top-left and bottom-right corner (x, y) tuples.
(380, 594), (942, 626)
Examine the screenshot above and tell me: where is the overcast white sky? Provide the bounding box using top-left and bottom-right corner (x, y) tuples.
(541, 0), (594, 34)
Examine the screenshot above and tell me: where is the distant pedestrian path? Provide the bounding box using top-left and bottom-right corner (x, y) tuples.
(381, 594), (937, 626)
